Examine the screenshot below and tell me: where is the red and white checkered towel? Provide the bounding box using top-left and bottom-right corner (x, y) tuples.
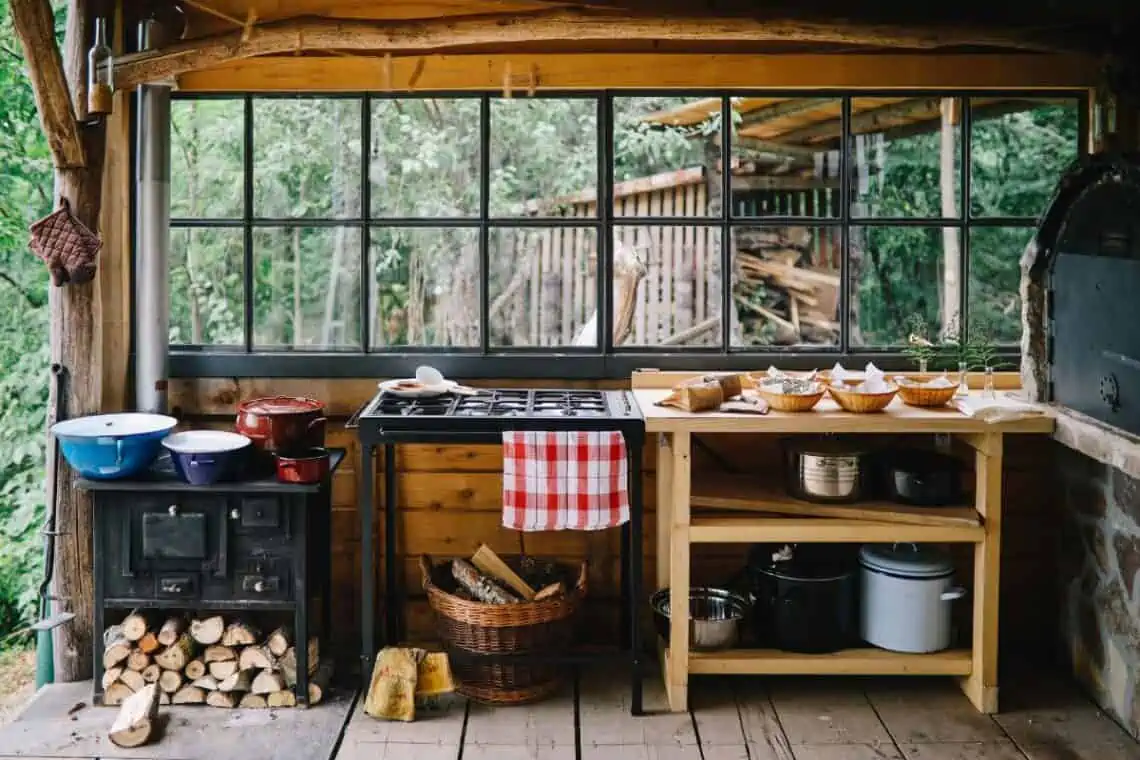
(502, 430), (630, 532)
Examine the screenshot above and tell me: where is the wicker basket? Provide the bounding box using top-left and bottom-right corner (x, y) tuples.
(827, 380), (898, 413)
(896, 377), (958, 408)
(421, 555), (587, 704)
(753, 386), (826, 412)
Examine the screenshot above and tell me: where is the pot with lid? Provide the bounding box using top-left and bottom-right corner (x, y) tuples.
(884, 450), (962, 506)
(783, 436), (871, 503)
(747, 543), (858, 653)
(236, 396), (326, 469)
(859, 543), (967, 653)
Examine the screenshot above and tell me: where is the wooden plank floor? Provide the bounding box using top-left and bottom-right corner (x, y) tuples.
(335, 668), (1140, 760)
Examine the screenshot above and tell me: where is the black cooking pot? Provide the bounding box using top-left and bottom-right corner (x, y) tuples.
(884, 450), (962, 506)
(746, 544), (858, 653)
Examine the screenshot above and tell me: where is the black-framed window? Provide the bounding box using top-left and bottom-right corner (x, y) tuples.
(165, 91), (1085, 378)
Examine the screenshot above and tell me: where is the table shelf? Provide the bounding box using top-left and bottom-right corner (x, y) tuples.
(679, 647), (974, 676)
(689, 514), (984, 543)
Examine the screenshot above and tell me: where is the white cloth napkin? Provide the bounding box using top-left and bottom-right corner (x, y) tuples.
(955, 395), (1046, 423)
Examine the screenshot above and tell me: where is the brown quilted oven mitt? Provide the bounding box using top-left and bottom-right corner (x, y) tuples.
(29, 197), (102, 286)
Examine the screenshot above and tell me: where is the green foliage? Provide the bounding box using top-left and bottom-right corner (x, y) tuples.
(0, 0), (53, 643)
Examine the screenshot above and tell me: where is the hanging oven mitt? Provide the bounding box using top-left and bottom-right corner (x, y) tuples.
(28, 198), (102, 286)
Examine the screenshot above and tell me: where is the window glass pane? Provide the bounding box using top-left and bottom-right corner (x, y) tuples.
(371, 98), (480, 218)
(850, 97), (960, 219)
(253, 99), (362, 219)
(849, 226), (958, 347)
(370, 227), (480, 348)
(613, 97), (712, 218)
(490, 98), (597, 217)
(170, 228), (244, 346)
(171, 100), (243, 219)
(969, 226), (1032, 346)
(731, 226), (839, 347)
(613, 225), (722, 347)
(970, 98), (1079, 218)
(488, 227), (597, 347)
(252, 227), (361, 349)
(732, 97), (842, 219)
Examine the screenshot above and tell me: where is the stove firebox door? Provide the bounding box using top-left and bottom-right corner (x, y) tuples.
(142, 511), (207, 560)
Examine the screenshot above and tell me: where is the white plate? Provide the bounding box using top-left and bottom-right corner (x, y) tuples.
(378, 378), (459, 398)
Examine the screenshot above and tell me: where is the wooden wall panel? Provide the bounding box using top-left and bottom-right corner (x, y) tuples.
(174, 377), (1059, 661)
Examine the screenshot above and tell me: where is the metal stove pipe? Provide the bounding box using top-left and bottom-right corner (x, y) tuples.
(134, 18), (172, 413)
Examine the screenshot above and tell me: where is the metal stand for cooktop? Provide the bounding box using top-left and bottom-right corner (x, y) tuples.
(353, 419), (645, 716)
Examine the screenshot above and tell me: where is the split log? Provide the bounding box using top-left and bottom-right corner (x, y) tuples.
(121, 611), (155, 642)
(203, 645), (237, 663)
(108, 683), (160, 749)
(158, 692), (171, 706)
(101, 666), (123, 691)
(171, 685), (207, 705)
(307, 659), (334, 706)
(126, 650), (151, 672)
(251, 671), (285, 695)
(471, 544), (535, 600)
(218, 668), (253, 692)
(221, 622), (259, 647)
(280, 638), (320, 687)
(103, 627), (132, 670)
(266, 626), (292, 657)
(137, 633), (160, 655)
(208, 660), (239, 680)
(184, 659), (206, 680)
(103, 682), (134, 706)
(238, 694), (267, 709)
(119, 669), (145, 693)
(141, 664), (161, 684)
(267, 690), (296, 708)
(190, 616), (225, 646)
(154, 634), (194, 671)
(206, 690), (239, 708)
(157, 617), (188, 647)
(534, 582), (565, 601)
(158, 669), (183, 694)
(191, 675), (220, 691)
(239, 646), (276, 671)
(452, 559), (517, 604)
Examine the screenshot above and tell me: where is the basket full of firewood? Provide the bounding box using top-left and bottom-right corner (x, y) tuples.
(420, 550), (587, 704)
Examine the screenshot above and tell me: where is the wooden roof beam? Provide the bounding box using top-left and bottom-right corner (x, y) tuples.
(114, 8), (1074, 89)
(9, 0), (86, 168)
(777, 96), (946, 144)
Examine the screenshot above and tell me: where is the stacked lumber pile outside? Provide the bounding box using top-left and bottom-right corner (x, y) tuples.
(733, 227), (840, 346)
(102, 612), (330, 709)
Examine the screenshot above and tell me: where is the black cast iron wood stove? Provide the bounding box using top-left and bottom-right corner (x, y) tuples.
(1034, 153), (1140, 433)
(348, 388), (646, 714)
(82, 449), (343, 705)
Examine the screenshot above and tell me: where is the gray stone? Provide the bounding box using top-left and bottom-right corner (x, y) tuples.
(1113, 468), (1140, 527)
(1078, 598), (1107, 672)
(1114, 534), (1140, 602)
(1019, 242), (1048, 403)
(1085, 523), (1112, 576)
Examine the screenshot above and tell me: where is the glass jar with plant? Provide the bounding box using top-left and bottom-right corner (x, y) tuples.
(903, 314), (938, 374)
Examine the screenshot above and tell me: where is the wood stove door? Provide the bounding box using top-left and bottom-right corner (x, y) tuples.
(1052, 252), (1140, 432)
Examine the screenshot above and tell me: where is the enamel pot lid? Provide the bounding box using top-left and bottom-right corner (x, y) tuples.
(859, 543), (954, 578)
(238, 396), (324, 415)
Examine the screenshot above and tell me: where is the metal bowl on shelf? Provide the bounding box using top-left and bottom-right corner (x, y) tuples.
(650, 587), (750, 651)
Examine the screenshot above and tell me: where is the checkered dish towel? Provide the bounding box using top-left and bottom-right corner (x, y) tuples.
(502, 430), (630, 532)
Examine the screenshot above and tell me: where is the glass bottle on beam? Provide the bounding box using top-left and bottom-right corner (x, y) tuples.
(87, 18), (113, 117)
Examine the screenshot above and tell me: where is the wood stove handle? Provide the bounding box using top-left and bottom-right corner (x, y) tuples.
(216, 504), (229, 578)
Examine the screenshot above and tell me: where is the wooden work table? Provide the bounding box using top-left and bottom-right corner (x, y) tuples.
(631, 373), (1055, 715)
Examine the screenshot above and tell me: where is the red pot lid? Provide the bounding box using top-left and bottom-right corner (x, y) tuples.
(239, 396), (324, 415)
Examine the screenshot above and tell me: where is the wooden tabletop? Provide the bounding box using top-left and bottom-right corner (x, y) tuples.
(632, 389), (1055, 434)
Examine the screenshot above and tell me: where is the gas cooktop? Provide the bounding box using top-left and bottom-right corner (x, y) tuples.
(350, 388), (643, 436)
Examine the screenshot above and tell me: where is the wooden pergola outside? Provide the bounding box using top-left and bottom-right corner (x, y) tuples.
(7, 0), (1139, 690)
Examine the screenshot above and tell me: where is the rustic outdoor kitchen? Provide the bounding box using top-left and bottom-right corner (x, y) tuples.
(5, 1), (1140, 759)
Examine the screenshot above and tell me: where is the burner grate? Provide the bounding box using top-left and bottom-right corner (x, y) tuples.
(359, 388), (625, 422)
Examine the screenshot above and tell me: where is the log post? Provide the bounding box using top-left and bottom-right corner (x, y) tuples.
(10, 0), (107, 685)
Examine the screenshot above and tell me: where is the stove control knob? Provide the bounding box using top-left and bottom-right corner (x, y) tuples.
(253, 580), (266, 593)
(167, 504), (179, 517)
(230, 508), (241, 520)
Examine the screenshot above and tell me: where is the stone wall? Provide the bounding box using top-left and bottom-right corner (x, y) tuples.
(1058, 444), (1140, 740)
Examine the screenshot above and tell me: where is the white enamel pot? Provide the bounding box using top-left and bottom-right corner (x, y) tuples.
(858, 543), (967, 654)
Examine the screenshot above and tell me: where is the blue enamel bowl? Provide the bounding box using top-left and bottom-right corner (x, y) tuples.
(162, 430), (252, 485)
(51, 413), (178, 480)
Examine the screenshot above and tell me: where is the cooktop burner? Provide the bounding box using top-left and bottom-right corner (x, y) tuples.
(351, 387), (642, 434)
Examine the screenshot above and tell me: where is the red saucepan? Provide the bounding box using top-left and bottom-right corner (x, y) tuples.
(235, 396), (326, 457)
(275, 448), (330, 484)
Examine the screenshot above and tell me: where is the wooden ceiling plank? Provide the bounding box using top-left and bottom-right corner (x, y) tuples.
(117, 8), (1079, 89)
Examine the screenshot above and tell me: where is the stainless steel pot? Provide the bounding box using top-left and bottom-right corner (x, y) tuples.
(650, 587), (749, 651)
(783, 437), (870, 503)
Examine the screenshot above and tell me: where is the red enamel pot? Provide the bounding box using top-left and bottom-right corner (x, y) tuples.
(235, 396), (326, 457)
(275, 448), (330, 484)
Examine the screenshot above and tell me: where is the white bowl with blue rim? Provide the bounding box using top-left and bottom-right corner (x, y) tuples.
(51, 413), (178, 480)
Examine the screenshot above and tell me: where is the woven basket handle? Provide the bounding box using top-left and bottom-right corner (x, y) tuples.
(419, 554), (434, 590)
(575, 560), (588, 596)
